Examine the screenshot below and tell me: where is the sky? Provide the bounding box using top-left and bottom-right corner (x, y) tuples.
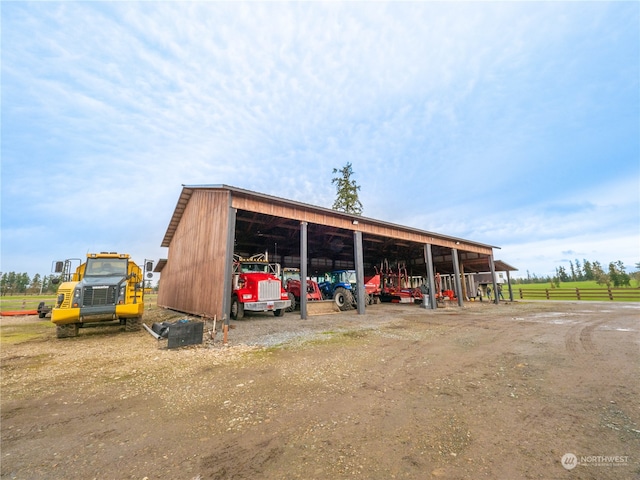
(2, 1), (639, 282)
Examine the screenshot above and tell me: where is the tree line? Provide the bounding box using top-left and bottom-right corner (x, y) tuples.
(0, 272), (158, 296)
(514, 260), (639, 287)
(0, 272), (60, 296)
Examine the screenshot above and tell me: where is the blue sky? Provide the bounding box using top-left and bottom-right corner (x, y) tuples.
(2, 1), (639, 281)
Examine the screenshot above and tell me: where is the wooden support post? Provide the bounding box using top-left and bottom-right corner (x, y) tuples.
(300, 221), (308, 320)
(452, 248), (464, 307)
(488, 255), (499, 305)
(354, 230), (365, 315)
(423, 244), (437, 310)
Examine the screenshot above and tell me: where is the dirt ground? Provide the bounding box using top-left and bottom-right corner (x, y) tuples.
(1, 300), (639, 480)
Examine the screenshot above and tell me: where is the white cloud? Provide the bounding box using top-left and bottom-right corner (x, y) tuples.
(2, 1), (638, 278)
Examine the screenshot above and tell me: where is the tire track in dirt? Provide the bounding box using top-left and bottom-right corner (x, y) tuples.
(564, 319), (606, 355)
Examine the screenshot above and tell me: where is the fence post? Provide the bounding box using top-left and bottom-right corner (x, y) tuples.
(519, 288), (523, 299)
(608, 288), (613, 301)
(576, 288), (581, 300)
(545, 289), (550, 300)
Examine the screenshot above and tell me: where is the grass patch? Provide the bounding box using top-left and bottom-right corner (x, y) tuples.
(514, 280), (639, 290)
(1, 295), (57, 312)
(1, 321), (54, 345)
(341, 330), (369, 339)
(513, 280), (640, 302)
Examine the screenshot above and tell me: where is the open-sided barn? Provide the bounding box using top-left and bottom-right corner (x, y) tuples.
(155, 185), (516, 321)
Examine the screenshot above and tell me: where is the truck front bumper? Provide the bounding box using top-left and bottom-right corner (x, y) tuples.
(51, 303), (144, 325)
(243, 300), (291, 312)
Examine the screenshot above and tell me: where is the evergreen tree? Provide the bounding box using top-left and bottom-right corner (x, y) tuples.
(6, 272), (16, 295)
(632, 262), (640, 285)
(609, 261), (631, 287)
(29, 274), (42, 294)
(574, 259), (583, 281)
(16, 273), (30, 294)
(557, 266), (569, 282)
(45, 274), (59, 293)
(569, 261), (576, 281)
(582, 260), (594, 281)
(592, 261), (610, 286)
(331, 162), (363, 215)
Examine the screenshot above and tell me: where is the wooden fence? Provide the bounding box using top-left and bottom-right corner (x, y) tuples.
(517, 288), (640, 302)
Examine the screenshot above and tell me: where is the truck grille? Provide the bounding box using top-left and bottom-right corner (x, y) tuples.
(258, 279), (281, 301)
(82, 286), (117, 307)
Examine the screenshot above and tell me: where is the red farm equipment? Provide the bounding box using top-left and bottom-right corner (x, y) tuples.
(282, 268), (323, 311)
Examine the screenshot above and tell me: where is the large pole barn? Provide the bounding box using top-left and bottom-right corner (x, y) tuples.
(156, 185), (515, 321)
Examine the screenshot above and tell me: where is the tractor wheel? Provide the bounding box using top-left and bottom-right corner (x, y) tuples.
(363, 293), (372, 305)
(230, 296), (244, 320)
(125, 316), (141, 332)
(273, 308), (285, 317)
(286, 293), (296, 312)
(334, 287), (354, 311)
(56, 323), (79, 339)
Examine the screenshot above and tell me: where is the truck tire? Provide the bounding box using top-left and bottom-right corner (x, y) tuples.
(56, 323), (79, 338)
(334, 287), (354, 311)
(273, 308), (285, 317)
(231, 296), (244, 320)
(125, 316), (141, 332)
(286, 293), (296, 312)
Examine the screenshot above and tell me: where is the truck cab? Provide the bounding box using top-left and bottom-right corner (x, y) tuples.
(51, 253), (147, 338)
(230, 254), (291, 320)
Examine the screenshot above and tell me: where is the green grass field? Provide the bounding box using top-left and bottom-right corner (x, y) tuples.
(513, 280), (639, 301)
(0, 294), (57, 312)
(513, 280), (639, 290)
(0, 293), (159, 313)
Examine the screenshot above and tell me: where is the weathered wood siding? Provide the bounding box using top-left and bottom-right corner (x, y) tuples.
(157, 190), (229, 318)
(230, 195), (492, 255)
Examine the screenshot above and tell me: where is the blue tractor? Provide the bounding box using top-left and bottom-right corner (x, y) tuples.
(318, 270), (360, 311)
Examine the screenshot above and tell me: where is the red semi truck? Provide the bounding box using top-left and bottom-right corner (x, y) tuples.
(230, 254), (291, 320)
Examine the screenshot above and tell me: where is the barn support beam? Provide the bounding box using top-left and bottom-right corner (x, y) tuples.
(222, 206), (237, 325)
(460, 263), (468, 300)
(489, 255), (499, 305)
(353, 230), (366, 315)
(506, 270), (514, 302)
(451, 248), (464, 307)
(423, 243), (437, 310)
(300, 221), (308, 320)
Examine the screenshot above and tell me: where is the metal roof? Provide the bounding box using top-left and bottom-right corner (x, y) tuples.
(161, 184), (499, 251)
(158, 184), (516, 275)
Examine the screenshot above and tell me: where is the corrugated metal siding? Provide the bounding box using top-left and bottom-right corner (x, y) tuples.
(158, 190), (229, 318)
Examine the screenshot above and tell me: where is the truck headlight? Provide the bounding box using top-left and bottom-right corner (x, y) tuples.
(72, 288), (81, 308)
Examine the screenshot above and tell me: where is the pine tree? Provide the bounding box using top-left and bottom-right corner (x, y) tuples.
(569, 261), (576, 281)
(574, 259), (583, 281)
(331, 162), (363, 215)
(582, 259), (594, 281)
(592, 261), (610, 286)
